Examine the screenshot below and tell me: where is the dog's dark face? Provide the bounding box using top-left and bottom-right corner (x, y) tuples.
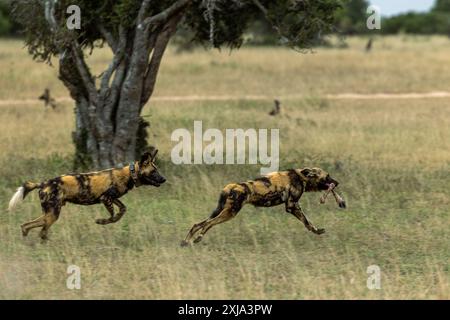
(138, 150), (166, 187)
(300, 167), (339, 192)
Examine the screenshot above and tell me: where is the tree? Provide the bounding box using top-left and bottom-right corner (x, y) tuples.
(12, 0), (341, 169)
(433, 0), (450, 12)
(0, 0), (12, 36)
(335, 0), (370, 34)
(431, 0), (450, 35)
(0, 1), (21, 37)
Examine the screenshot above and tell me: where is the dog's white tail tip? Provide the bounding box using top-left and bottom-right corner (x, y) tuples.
(8, 186), (25, 211)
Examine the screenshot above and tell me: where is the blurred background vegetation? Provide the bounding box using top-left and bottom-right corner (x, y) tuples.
(2, 0), (450, 40)
(0, 0), (18, 37)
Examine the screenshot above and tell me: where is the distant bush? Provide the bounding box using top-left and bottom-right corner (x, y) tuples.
(382, 12), (450, 35)
(381, 0), (450, 35)
(335, 0), (371, 35)
(0, 1), (11, 36)
(0, 0), (21, 37)
(333, 0), (450, 36)
(433, 0), (450, 13)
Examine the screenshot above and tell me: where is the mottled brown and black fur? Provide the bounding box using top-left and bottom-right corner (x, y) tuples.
(8, 150), (166, 240)
(181, 168), (346, 246)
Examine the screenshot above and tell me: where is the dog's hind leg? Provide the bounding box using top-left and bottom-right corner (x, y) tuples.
(180, 192), (227, 246)
(21, 215), (46, 237)
(23, 186), (63, 240)
(39, 207), (61, 240)
(21, 204), (61, 239)
(181, 190), (244, 246)
(180, 219), (209, 246)
(189, 195), (244, 245)
(192, 207), (238, 244)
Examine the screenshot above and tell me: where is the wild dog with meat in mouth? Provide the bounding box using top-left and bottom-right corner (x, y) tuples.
(181, 167), (346, 246)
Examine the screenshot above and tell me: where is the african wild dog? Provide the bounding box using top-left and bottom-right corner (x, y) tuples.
(181, 167), (346, 246)
(8, 149), (166, 240)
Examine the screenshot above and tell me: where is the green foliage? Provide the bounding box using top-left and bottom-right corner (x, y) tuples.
(12, 0), (110, 61)
(12, 0), (342, 61)
(183, 0), (254, 49)
(0, 0), (21, 37)
(382, 11), (450, 35)
(185, 0), (342, 49)
(343, 0), (368, 23)
(378, 0), (450, 35)
(110, 0), (141, 29)
(433, 0), (450, 12)
(334, 0), (370, 34)
(334, 0), (450, 36)
(0, 9), (11, 37)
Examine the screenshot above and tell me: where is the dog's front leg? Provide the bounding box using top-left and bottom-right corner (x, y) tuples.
(285, 200), (325, 235)
(96, 198), (127, 225)
(96, 197), (115, 225)
(110, 199), (126, 223)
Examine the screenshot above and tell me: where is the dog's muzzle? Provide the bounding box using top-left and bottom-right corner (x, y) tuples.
(150, 175), (166, 187)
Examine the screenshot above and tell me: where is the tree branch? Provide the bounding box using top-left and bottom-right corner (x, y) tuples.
(59, 53), (86, 102)
(113, 0), (191, 163)
(108, 58), (128, 112)
(138, 0), (153, 24)
(100, 26), (127, 98)
(145, 29), (159, 54)
(71, 43), (98, 105)
(142, 0), (191, 27)
(141, 14), (181, 107)
(60, 53), (100, 168)
(252, 0), (281, 34)
(98, 24), (118, 53)
(252, 0), (268, 16)
(44, 0), (58, 31)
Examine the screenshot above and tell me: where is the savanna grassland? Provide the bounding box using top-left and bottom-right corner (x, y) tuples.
(0, 36), (449, 299)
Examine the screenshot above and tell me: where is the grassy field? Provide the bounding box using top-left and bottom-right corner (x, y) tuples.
(0, 36), (449, 299)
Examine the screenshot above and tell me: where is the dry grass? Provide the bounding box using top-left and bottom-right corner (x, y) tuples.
(3, 36), (450, 100)
(0, 36), (449, 299)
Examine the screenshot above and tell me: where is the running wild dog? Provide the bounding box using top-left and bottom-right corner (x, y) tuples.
(181, 168), (346, 246)
(8, 150), (166, 240)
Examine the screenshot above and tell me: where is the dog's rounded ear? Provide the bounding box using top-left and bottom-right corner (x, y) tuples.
(150, 148), (158, 161)
(300, 168), (314, 178)
(139, 152), (152, 165)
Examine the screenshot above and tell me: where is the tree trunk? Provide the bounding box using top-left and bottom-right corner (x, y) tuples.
(60, 52), (149, 170)
(58, 12), (182, 170)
